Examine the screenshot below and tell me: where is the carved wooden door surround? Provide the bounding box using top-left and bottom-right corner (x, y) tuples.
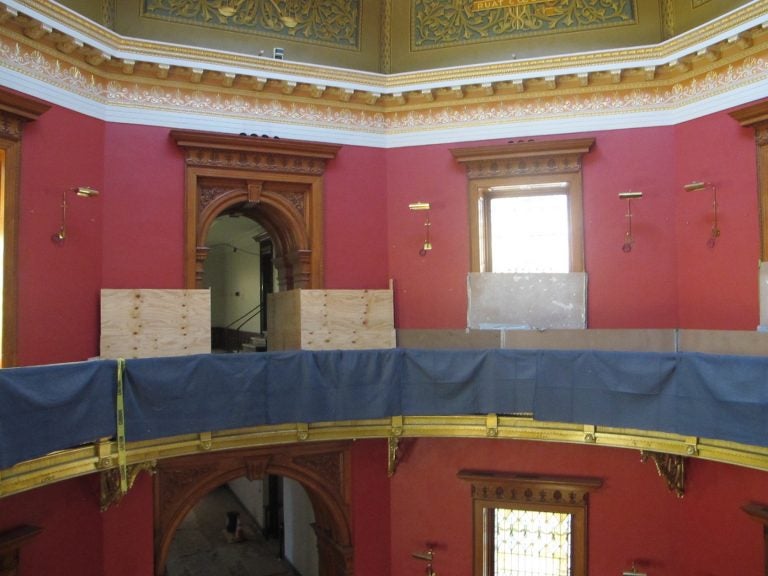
(154, 441), (353, 576)
(172, 130), (340, 290)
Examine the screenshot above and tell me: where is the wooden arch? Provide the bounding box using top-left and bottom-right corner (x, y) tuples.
(154, 442), (353, 576)
(172, 130), (340, 290)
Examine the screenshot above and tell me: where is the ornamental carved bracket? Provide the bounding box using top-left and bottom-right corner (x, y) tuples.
(100, 461), (156, 511)
(641, 450), (685, 498)
(451, 138), (595, 179)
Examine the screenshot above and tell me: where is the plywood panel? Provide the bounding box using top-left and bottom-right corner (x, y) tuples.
(268, 289), (395, 351)
(100, 289), (211, 359)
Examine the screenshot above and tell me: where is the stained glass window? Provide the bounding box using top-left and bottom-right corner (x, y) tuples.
(492, 509), (572, 576)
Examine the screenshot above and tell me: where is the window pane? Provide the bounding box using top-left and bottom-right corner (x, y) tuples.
(494, 509), (572, 576)
(489, 195), (569, 273)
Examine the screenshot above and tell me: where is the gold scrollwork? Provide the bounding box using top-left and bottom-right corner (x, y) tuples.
(142, 0), (360, 50)
(413, 0), (637, 50)
(641, 450), (685, 498)
(100, 462), (156, 511)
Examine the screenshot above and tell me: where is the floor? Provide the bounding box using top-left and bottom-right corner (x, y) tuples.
(166, 485), (296, 576)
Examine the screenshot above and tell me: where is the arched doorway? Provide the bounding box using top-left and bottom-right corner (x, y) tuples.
(204, 209), (272, 352)
(166, 475), (317, 576)
(154, 442), (353, 576)
(172, 129), (341, 292)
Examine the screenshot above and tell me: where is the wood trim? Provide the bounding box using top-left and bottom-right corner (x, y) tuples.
(0, 89), (49, 368)
(0, 525), (42, 576)
(154, 442), (353, 576)
(729, 104), (768, 260)
(459, 470), (601, 576)
(171, 130), (339, 291)
(743, 502), (768, 576)
(455, 139), (592, 274)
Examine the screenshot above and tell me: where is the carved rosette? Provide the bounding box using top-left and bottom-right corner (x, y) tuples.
(293, 451), (344, 496)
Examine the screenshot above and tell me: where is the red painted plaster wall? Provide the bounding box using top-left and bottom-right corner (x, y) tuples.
(101, 123), (186, 289)
(351, 440), (391, 576)
(17, 106), (104, 365)
(675, 111), (760, 329)
(324, 145), (389, 289)
(389, 438), (767, 576)
(0, 476), (104, 576)
(386, 143), (470, 328)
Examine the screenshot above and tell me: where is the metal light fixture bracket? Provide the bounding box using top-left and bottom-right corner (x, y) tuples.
(409, 202), (432, 256)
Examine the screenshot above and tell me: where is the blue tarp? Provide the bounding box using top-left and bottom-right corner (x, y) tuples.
(0, 349), (767, 469)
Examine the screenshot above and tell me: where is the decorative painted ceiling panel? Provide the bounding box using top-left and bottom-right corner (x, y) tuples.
(413, 0), (638, 50)
(141, 0), (361, 50)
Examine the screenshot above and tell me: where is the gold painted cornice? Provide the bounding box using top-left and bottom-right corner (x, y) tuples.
(0, 0), (767, 128)
(2, 414), (768, 500)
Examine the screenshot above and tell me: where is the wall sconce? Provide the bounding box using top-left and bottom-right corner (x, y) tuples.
(622, 562), (647, 576)
(51, 186), (100, 245)
(684, 181), (719, 247)
(618, 191), (642, 252)
(409, 202), (432, 256)
(412, 546), (437, 576)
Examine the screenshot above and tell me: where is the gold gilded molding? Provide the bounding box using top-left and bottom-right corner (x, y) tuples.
(413, 0), (637, 51)
(142, 0), (361, 50)
(3, 416), (768, 501)
(641, 450), (686, 497)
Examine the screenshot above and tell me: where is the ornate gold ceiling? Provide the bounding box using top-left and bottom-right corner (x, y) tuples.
(0, 0), (766, 146)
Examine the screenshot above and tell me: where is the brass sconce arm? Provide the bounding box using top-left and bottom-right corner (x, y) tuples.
(618, 191), (642, 252)
(684, 181), (719, 247)
(409, 202), (432, 256)
(51, 187), (100, 245)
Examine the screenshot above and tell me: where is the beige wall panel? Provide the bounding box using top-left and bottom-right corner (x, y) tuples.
(678, 329), (768, 356)
(100, 289), (211, 359)
(500, 329), (677, 352)
(397, 329), (502, 349)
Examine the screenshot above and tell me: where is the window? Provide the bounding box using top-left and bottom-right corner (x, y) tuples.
(451, 139), (593, 274)
(480, 179), (574, 273)
(459, 470), (602, 576)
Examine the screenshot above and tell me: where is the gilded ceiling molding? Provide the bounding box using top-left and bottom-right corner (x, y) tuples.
(0, 0), (767, 146)
(412, 0), (637, 50)
(380, 0), (391, 74)
(661, 0), (675, 41)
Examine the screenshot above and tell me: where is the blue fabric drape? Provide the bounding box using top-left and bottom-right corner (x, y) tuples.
(0, 359), (116, 469)
(1, 349), (767, 469)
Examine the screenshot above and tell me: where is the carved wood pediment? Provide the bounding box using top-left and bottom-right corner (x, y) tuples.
(171, 129), (341, 175)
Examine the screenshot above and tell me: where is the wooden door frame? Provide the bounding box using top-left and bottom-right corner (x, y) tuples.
(171, 129), (340, 290)
(0, 90), (50, 367)
(154, 442), (354, 576)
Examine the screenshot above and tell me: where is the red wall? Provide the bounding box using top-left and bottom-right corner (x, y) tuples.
(0, 476), (105, 576)
(390, 438), (767, 576)
(675, 111), (760, 329)
(101, 124), (186, 289)
(6, 99), (768, 576)
(324, 145), (390, 289)
(17, 106), (104, 365)
(386, 143), (470, 328)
